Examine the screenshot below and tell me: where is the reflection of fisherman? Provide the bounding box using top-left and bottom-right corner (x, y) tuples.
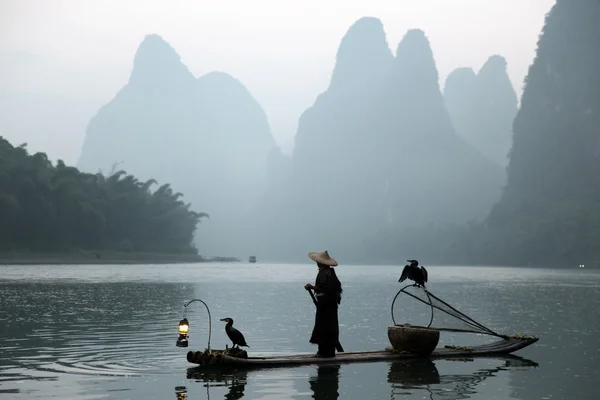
(309, 364), (341, 400)
(304, 251), (343, 358)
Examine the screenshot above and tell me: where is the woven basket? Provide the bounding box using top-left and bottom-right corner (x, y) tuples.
(388, 324), (440, 356)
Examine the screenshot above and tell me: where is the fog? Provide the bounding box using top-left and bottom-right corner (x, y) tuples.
(1, 0), (554, 162)
(0, 0), (557, 261)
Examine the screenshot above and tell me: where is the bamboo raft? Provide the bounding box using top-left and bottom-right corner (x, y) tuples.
(186, 336), (538, 369)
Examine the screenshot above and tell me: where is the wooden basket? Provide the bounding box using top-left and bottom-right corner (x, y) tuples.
(388, 324), (440, 356)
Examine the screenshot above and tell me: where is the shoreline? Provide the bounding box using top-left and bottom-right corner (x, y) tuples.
(0, 252), (241, 265)
(0, 253), (588, 268)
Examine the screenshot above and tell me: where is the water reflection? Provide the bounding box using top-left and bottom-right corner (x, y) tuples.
(388, 356), (539, 400)
(1, 265), (597, 400)
(0, 282), (195, 382)
(175, 385), (187, 399)
(308, 364), (341, 400)
(388, 358), (441, 388)
(186, 367), (248, 399)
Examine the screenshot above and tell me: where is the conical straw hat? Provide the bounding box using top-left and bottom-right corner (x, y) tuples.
(308, 250), (338, 266)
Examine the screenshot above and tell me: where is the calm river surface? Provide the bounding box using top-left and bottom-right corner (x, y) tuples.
(1, 263), (599, 400)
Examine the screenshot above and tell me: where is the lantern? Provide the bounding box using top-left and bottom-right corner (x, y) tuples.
(176, 318), (189, 347)
(174, 299), (213, 351)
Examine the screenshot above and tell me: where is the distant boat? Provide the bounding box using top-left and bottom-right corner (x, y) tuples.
(249, 256), (257, 263)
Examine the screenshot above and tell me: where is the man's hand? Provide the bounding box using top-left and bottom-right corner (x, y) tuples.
(305, 284), (314, 290)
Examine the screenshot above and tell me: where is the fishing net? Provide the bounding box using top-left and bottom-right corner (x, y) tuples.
(391, 284), (505, 339)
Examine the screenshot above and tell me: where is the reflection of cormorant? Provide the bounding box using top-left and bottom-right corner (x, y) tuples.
(387, 356), (539, 400)
(186, 367), (248, 400)
(220, 318), (249, 349)
(308, 364), (341, 400)
(399, 260), (428, 288)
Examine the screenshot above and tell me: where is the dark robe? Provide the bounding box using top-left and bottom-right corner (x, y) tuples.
(309, 266), (342, 355)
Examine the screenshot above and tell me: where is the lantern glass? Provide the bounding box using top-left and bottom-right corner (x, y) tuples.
(178, 319), (189, 335)
(176, 318), (189, 347)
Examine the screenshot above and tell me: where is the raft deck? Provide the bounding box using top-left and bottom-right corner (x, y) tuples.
(188, 336), (538, 368)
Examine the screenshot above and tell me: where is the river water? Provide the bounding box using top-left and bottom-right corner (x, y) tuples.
(0, 263), (598, 400)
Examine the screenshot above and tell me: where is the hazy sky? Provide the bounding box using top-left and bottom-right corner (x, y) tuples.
(0, 0), (555, 164)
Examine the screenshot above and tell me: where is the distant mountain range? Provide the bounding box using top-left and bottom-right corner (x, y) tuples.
(74, 19), (518, 262)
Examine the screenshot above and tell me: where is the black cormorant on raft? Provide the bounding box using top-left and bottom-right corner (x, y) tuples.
(185, 335), (538, 368)
(399, 260), (428, 288)
(220, 317), (250, 349)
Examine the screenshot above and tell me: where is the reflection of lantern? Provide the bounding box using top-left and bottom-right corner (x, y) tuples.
(176, 318), (189, 347)
(175, 385), (187, 400)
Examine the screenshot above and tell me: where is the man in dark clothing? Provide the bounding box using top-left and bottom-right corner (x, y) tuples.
(304, 250), (343, 358)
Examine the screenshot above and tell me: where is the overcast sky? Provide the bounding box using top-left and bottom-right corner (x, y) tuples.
(0, 0), (555, 164)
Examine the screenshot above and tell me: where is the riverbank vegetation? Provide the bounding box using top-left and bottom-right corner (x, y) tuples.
(0, 137), (208, 256)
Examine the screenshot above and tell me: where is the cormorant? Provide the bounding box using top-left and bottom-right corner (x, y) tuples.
(398, 259), (428, 288)
(220, 317), (249, 349)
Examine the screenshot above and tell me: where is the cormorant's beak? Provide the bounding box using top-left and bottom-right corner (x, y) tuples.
(219, 318), (226, 322)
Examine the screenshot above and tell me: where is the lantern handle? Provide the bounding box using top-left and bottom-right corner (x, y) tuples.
(183, 299), (212, 351)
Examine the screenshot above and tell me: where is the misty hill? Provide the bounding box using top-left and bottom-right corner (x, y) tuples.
(256, 22), (506, 262)
(252, 145), (293, 258)
(483, 0), (600, 265)
(372, 30), (505, 231)
(77, 34), (275, 257)
(77, 35), (196, 181)
(444, 55), (519, 167)
(281, 17), (395, 257)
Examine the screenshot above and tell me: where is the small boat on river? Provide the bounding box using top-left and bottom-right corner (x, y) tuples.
(179, 284), (539, 370)
(186, 335), (538, 368)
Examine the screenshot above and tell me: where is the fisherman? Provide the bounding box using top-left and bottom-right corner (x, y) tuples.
(304, 250), (343, 358)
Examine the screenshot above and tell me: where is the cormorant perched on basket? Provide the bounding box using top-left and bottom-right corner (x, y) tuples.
(399, 259), (428, 288)
(220, 318), (249, 349)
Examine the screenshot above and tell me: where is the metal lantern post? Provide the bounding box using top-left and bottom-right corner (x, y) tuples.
(175, 298), (212, 351)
